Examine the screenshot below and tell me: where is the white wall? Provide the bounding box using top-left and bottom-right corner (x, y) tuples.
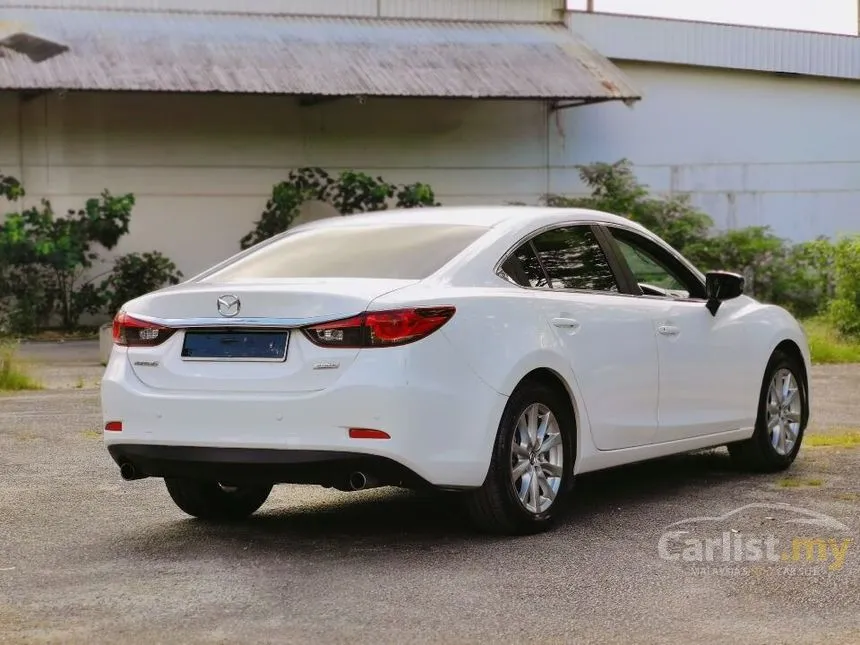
(4, 91), (548, 277)
(552, 62), (860, 241)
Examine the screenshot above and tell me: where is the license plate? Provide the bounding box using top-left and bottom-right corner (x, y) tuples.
(180, 330), (289, 362)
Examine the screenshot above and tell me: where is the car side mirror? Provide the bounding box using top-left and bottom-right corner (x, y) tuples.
(705, 271), (744, 316)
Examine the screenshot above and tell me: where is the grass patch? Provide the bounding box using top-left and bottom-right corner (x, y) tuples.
(805, 429), (860, 448)
(777, 477), (824, 488)
(0, 342), (41, 391)
(803, 317), (860, 364)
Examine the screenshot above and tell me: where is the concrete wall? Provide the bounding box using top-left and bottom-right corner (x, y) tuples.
(553, 61), (860, 241)
(3, 0), (564, 21)
(3, 91), (549, 277)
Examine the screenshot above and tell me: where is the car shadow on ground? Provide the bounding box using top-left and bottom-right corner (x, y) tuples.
(104, 448), (755, 559)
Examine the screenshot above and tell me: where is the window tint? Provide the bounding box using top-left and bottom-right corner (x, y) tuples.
(609, 227), (704, 299)
(531, 226), (619, 292)
(200, 223), (489, 281)
(500, 243), (548, 288)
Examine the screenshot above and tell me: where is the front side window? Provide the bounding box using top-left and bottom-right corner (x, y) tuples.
(531, 226), (619, 292)
(609, 227), (704, 299)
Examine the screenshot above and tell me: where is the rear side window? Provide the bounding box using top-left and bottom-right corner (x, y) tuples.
(531, 226), (619, 292)
(200, 223), (489, 281)
(500, 243), (548, 288)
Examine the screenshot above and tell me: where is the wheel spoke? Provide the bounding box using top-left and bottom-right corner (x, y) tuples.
(512, 442), (530, 459)
(529, 468), (540, 510)
(526, 406), (539, 447)
(541, 461), (563, 478)
(778, 424), (787, 454)
(538, 432), (562, 454)
(535, 412), (550, 446)
(537, 471), (556, 502)
(784, 411), (801, 423)
(512, 458), (530, 480)
(518, 472), (532, 504)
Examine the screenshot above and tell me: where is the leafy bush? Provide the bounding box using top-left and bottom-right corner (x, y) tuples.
(241, 168), (439, 249)
(826, 237), (860, 337)
(546, 159), (848, 321)
(0, 170), (183, 334)
(101, 252), (184, 316)
(543, 160), (712, 252)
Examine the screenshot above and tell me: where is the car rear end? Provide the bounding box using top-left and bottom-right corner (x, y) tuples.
(101, 221), (508, 490)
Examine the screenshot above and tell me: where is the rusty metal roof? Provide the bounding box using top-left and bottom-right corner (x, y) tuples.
(0, 8), (640, 101)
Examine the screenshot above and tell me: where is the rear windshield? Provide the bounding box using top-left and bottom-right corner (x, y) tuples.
(200, 223), (489, 281)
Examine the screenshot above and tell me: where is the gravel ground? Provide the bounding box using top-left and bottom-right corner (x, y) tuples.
(0, 342), (858, 644)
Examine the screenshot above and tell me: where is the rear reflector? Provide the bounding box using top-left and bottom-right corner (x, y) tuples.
(348, 428), (390, 440)
(104, 421), (123, 432)
(303, 306), (455, 348)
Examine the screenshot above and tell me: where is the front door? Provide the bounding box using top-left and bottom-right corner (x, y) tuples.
(602, 225), (759, 441)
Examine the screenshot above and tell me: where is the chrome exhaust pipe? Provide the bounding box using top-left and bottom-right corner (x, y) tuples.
(348, 471), (378, 491)
(119, 462), (145, 481)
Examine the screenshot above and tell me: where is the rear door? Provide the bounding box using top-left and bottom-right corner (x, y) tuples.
(500, 224), (661, 450)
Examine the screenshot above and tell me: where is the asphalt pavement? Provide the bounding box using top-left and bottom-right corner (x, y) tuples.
(0, 342), (857, 644)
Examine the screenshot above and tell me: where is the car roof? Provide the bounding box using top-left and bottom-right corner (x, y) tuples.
(291, 205), (641, 233)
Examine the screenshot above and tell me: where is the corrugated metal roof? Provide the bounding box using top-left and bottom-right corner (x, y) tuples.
(571, 12), (860, 81)
(0, 8), (640, 100)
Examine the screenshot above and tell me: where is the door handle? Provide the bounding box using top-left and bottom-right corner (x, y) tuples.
(552, 317), (581, 330)
(657, 324), (680, 336)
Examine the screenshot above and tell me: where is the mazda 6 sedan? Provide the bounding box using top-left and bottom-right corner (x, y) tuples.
(102, 206), (810, 534)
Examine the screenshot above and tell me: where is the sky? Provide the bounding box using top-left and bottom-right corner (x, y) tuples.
(566, 0), (859, 34)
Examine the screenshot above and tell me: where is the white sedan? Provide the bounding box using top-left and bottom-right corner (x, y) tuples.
(102, 206), (810, 534)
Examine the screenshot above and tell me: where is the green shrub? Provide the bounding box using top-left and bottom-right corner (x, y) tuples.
(101, 252), (184, 316)
(241, 168), (439, 249)
(543, 159), (712, 252)
(0, 170), (184, 334)
(547, 160), (839, 320)
(826, 237), (860, 337)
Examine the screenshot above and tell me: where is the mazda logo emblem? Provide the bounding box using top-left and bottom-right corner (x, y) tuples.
(217, 294), (240, 317)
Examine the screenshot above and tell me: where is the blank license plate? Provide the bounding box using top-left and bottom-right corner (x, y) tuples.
(181, 330), (289, 362)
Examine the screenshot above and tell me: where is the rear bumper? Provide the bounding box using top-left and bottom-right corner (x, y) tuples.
(101, 336), (508, 488)
(108, 444), (429, 488)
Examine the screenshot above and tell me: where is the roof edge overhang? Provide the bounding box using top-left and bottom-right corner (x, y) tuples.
(0, 8), (641, 104)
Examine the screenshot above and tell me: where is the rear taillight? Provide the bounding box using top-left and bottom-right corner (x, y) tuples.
(112, 311), (176, 347)
(302, 306), (455, 348)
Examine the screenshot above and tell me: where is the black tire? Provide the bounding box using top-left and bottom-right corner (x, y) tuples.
(164, 479), (272, 521)
(466, 380), (575, 535)
(728, 350), (808, 473)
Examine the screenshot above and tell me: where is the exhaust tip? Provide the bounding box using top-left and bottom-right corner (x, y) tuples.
(119, 462), (138, 480)
(348, 471), (368, 490)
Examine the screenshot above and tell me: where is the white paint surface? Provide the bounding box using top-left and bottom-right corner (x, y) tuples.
(567, 0), (858, 34)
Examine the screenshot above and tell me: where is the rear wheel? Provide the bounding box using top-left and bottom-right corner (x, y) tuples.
(728, 350), (807, 472)
(466, 381), (574, 535)
(164, 479), (272, 520)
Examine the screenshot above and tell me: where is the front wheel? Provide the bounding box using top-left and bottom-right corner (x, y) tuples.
(165, 479), (272, 520)
(466, 381), (574, 535)
(728, 350), (808, 472)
